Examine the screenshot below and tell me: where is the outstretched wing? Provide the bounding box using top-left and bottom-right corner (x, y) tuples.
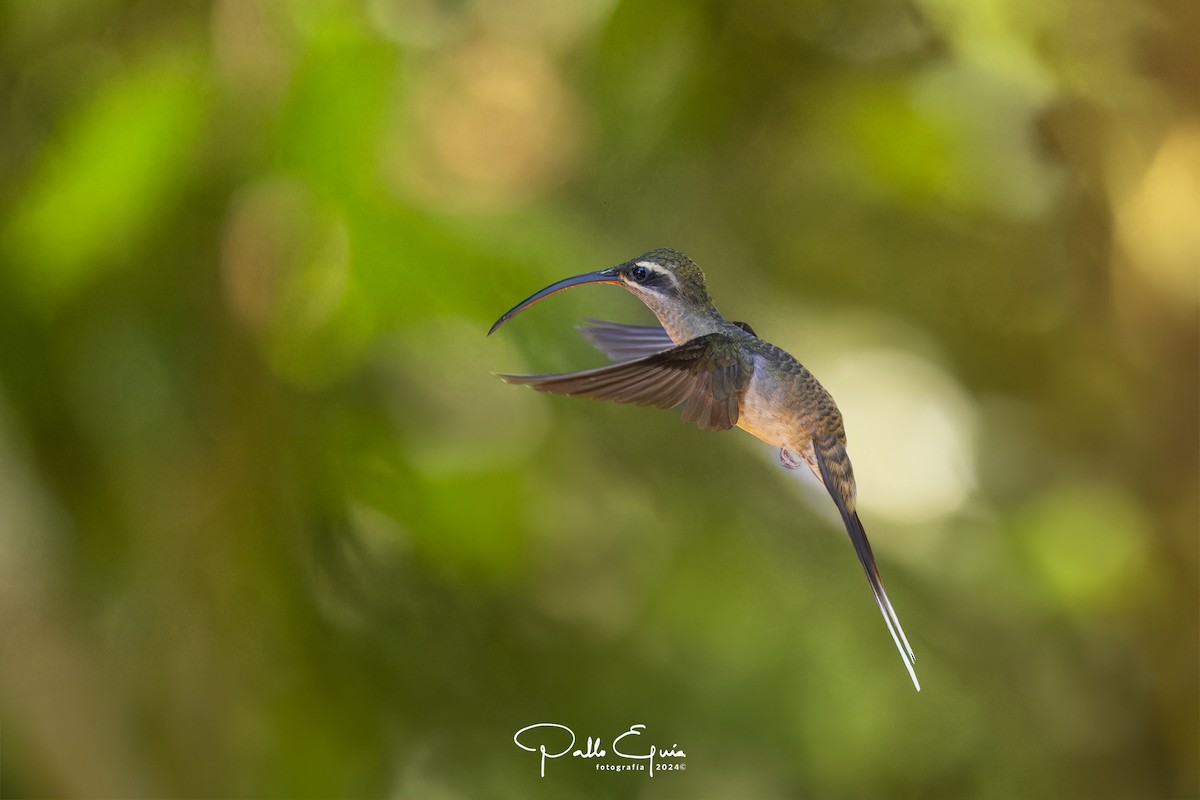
(813, 436), (921, 691)
(576, 319), (675, 362)
(499, 333), (752, 431)
(578, 318), (759, 363)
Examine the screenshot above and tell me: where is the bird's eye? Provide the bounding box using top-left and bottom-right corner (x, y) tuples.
(629, 265), (650, 283)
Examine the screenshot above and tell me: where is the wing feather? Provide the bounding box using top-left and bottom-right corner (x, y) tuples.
(499, 333), (751, 432)
(577, 319), (676, 362)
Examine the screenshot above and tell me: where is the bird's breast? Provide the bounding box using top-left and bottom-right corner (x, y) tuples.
(736, 355), (813, 449)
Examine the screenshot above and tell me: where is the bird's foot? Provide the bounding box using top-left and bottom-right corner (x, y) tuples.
(779, 448), (803, 470)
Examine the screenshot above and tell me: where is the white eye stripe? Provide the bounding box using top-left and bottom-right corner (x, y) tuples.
(632, 261), (678, 288)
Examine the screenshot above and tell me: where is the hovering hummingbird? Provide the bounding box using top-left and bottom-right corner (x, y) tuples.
(488, 248), (920, 691)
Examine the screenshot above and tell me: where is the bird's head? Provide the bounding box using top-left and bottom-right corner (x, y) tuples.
(488, 248), (713, 335)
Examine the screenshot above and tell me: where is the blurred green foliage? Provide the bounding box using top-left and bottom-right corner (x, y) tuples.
(0, 0), (1197, 798)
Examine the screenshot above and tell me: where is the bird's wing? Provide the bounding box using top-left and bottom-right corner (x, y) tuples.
(577, 319), (676, 362)
(499, 333), (752, 431)
(578, 318), (759, 362)
(813, 437), (921, 691)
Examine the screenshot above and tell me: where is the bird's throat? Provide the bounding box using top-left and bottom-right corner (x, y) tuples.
(642, 296), (727, 345)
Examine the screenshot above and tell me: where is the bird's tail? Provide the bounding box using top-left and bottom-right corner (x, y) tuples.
(813, 437), (920, 691)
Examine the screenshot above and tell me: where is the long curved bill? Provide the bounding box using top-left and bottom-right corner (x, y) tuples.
(488, 268), (621, 335)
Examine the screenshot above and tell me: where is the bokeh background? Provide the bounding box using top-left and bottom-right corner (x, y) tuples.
(1, 0), (1197, 797)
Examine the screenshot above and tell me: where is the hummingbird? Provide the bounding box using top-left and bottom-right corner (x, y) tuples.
(488, 248), (920, 691)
